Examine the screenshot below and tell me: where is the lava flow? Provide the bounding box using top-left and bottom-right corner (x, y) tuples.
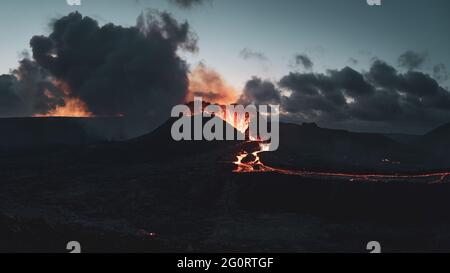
(233, 141), (450, 183)
(184, 101), (450, 183)
(233, 142), (274, 173)
(185, 100), (251, 134)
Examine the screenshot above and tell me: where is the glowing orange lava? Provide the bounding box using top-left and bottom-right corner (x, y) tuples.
(185, 101), (252, 135)
(211, 108), (250, 135)
(233, 142), (274, 173)
(34, 80), (93, 117)
(233, 141), (450, 184)
(35, 97), (93, 117)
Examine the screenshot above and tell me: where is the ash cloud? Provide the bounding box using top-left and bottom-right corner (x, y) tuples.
(0, 58), (65, 117)
(0, 11), (196, 121)
(27, 10), (196, 118)
(0, 75), (21, 117)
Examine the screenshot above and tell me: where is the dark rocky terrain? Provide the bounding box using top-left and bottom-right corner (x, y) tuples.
(1, 117), (450, 252)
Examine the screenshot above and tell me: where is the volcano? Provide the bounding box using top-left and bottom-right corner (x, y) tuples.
(2, 116), (450, 252)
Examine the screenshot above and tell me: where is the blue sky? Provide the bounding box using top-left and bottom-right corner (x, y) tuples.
(0, 0), (449, 90)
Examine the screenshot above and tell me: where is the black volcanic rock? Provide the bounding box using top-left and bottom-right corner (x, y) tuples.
(261, 122), (420, 172)
(0, 116), (162, 152)
(0, 117), (98, 151)
(66, 115), (246, 165)
(2, 116), (450, 172)
(123, 116), (245, 161)
(3, 118), (450, 253)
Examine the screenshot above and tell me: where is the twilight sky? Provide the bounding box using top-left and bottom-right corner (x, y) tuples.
(1, 0), (449, 89)
(1, 0), (450, 133)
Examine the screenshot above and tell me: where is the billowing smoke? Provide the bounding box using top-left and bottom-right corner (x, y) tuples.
(1, 10), (196, 120)
(186, 63), (238, 105)
(30, 10), (195, 118)
(0, 58), (66, 117)
(0, 75), (21, 117)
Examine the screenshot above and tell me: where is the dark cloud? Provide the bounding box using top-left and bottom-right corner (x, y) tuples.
(293, 54), (313, 70)
(242, 58), (450, 133)
(330, 67), (374, 97)
(12, 58), (66, 115)
(238, 77), (281, 105)
(398, 50), (427, 70)
(279, 72), (347, 122)
(27, 10), (196, 118)
(367, 60), (402, 88)
(167, 0), (210, 9)
(239, 48), (268, 62)
(0, 58), (65, 117)
(0, 75), (22, 117)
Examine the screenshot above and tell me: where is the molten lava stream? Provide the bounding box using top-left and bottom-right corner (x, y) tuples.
(233, 142), (450, 183)
(233, 141), (274, 173)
